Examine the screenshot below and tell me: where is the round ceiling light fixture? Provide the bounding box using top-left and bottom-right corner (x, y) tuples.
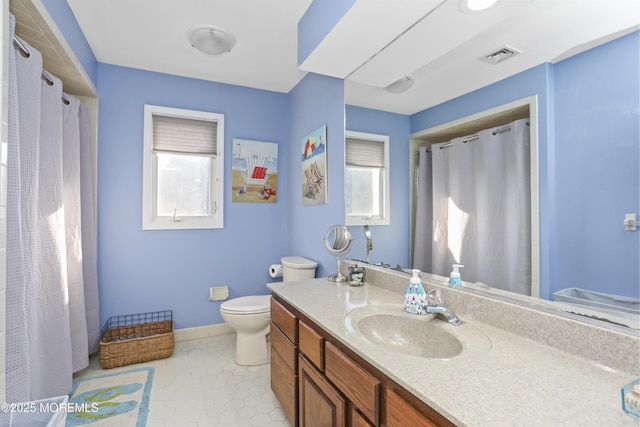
(384, 75), (415, 94)
(459, 0), (499, 14)
(187, 25), (236, 55)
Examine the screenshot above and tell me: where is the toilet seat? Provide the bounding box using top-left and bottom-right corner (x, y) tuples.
(220, 295), (270, 315)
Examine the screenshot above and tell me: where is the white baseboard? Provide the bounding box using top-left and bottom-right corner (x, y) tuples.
(174, 323), (235, 342)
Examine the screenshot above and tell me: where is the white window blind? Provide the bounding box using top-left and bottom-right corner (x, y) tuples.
(346, 138), (384, 167)
(152, 115), (218, 155)
(143, 104), (224, 230)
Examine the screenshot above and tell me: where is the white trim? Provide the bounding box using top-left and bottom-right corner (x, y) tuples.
(409, 95), (540, 297)
(142, 105), (224, 230)
(344, 130), (391, 226)
(174, 323), (235, 342)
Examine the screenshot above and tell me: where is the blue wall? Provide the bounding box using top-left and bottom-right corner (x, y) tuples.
(42, 0), (97, 88)
(97, 64), (290, 328)
(287, 73), (346, 278)
(298, 0), (357, 65)
(345, 106), (411, 268)
(553, 31), (639, 298)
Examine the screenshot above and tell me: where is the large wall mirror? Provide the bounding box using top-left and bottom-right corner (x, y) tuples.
(326, 2), (640, 332)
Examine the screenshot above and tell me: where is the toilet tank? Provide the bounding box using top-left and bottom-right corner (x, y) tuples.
(281, 256), (318, 282)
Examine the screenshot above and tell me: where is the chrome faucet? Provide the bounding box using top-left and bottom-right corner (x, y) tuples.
(425, 289), (462, 326)
(364, 225), (373, 264)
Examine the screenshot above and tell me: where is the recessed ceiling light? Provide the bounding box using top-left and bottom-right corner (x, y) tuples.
(385, 76), (415, 94)
(187, 25), (236, 55)
(459, 0), (499, 14)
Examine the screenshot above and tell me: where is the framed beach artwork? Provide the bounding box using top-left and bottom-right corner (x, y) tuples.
(301, 126), (327, 206)
(232, 139), (278, 203)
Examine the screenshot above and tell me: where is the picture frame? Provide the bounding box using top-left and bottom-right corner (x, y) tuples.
(232, 139), (278, 203)
(301, 126), (327, 206)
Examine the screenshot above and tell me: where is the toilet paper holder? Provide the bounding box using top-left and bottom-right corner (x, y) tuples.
(269, 264), (283, 278)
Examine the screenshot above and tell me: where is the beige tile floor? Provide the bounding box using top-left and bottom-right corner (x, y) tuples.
(74, 334), (292, 427)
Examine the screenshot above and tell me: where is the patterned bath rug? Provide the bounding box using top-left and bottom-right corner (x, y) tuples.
(66, 367), (154, 427)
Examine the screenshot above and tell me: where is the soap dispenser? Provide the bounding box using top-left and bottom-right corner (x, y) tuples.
(404, 269), (427, 314)
(448, 264), (464, 288)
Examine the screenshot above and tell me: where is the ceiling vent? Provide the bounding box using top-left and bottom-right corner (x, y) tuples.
(481, 45), (522, 64)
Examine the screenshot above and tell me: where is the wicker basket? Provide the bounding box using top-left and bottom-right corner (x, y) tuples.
(100, 310), (174, 369)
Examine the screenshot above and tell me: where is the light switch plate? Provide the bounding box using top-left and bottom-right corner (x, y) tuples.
(624, 213), (638, 231)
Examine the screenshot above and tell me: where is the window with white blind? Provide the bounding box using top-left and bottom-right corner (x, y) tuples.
(344, 131), (390, 226)
(142, 105), (224, 230)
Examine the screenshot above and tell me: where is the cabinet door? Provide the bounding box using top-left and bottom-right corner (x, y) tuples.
(386, 389), (436, 427)
(299, 355), (346, 427)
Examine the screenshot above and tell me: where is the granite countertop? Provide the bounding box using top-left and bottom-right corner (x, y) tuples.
(268, 278), (639, 427)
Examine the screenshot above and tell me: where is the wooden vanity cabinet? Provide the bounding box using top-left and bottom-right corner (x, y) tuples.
(350, 406), (374, 427)
(270, 323), (297, 422)
(271, 297), (297, 342)
(386, 389), (436, 427)
(299, 320), (325, 370)
(270, 295), (454, 427)
(325, 341), (380, 425)
(270, 298), (299, 424)
(299, 354), (346, 427)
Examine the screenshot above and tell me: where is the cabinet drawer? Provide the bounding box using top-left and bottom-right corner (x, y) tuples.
(271, 297), (298, 344)
(386, 389), (436, 427)
(271, 322), (297, 373)
(299, 321), (324, 370)
(325, 342), (380, 425)
(350, 405), (374, 427)
(271, 349), (297, 424)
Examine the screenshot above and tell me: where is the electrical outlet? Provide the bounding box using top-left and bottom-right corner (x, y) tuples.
(210, 286), (229, 302)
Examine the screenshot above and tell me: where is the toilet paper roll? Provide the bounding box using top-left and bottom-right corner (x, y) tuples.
(269, 264), (283, 278)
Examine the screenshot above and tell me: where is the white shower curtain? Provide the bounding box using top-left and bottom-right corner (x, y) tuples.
(413, 118), (531, 295)
(80, 105), (101, 355)
(6, 15), (100, 402)
(412, 146), (432, 272)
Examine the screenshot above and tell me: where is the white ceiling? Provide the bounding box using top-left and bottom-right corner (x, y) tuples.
(67, 0), (640, 115)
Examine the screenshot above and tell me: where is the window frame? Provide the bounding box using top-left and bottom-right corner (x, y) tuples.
(344, 130), (390, 226)
(142, 104), (224, 230)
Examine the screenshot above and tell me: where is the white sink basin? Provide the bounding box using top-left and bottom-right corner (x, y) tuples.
(345, 304), (491, 359)
(356, 313), (463, 358)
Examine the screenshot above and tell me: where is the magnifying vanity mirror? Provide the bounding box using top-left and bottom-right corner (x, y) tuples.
(324, 225), (354, 282)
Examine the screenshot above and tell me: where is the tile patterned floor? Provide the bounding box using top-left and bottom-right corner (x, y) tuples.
(74, 334), (292, 427)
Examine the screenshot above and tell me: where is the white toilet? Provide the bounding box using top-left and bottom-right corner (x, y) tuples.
(220, 256), (318, 366)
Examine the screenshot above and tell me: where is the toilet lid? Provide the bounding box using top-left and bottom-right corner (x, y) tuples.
(220, 295), (271, 314)
(281, 256), (318, 269)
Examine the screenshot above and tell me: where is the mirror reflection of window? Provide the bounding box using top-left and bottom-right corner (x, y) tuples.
(345, 131), (390, 226)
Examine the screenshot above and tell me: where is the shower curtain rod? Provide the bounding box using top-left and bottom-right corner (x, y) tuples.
(12, 35), (70, 105)
(423, 121), (530, 152)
